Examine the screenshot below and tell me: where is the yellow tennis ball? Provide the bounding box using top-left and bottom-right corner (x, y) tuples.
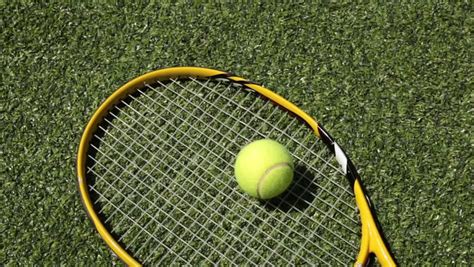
(234, 139), (294, 199)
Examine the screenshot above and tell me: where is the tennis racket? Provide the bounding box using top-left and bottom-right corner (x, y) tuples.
(77, 67), (396, 266)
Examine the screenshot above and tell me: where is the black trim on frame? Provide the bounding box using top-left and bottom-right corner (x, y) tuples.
(209, 73), (232, 79)
(317, 124), (397, 264)
(317, 124), (358, 187)
(317, 124), (335, 151)
(209, 73), (262, 87)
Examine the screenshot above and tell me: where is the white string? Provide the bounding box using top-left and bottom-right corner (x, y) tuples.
(93, 113), (300, 264)
(87, 172), (189, 263)
(87, 78), (360, 265)
(114, 86), (341, 263)
(106, 79), (356, 264)
(127, 84), (358, 252)
(148, 80), (356, 212)
(89, 141), (249, 262)
(112, 86), (356, 264)
(147, 80), (358, 227)
(190, 78), (348, 180)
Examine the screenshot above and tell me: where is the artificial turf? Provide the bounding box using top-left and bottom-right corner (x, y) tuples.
(0, 2), (472, 265)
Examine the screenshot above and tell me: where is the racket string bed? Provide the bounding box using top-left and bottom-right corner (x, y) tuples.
(86, 77), (361, 265)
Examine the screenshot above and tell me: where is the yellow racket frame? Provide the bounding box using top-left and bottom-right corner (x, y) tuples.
(77, 67), (395, 266)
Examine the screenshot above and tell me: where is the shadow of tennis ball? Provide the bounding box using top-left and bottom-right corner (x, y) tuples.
(263, 165), (317, 212)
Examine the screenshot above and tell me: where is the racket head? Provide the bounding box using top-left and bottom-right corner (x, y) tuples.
(77, 67), (395, 266)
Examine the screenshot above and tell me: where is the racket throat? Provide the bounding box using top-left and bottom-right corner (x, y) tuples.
(354, 181), (396, 267)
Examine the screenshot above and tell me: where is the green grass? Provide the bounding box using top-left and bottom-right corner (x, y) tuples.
(1, 2), (472, 265)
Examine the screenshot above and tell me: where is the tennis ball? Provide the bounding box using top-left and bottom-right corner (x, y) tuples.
(234, 139), (294, 199)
